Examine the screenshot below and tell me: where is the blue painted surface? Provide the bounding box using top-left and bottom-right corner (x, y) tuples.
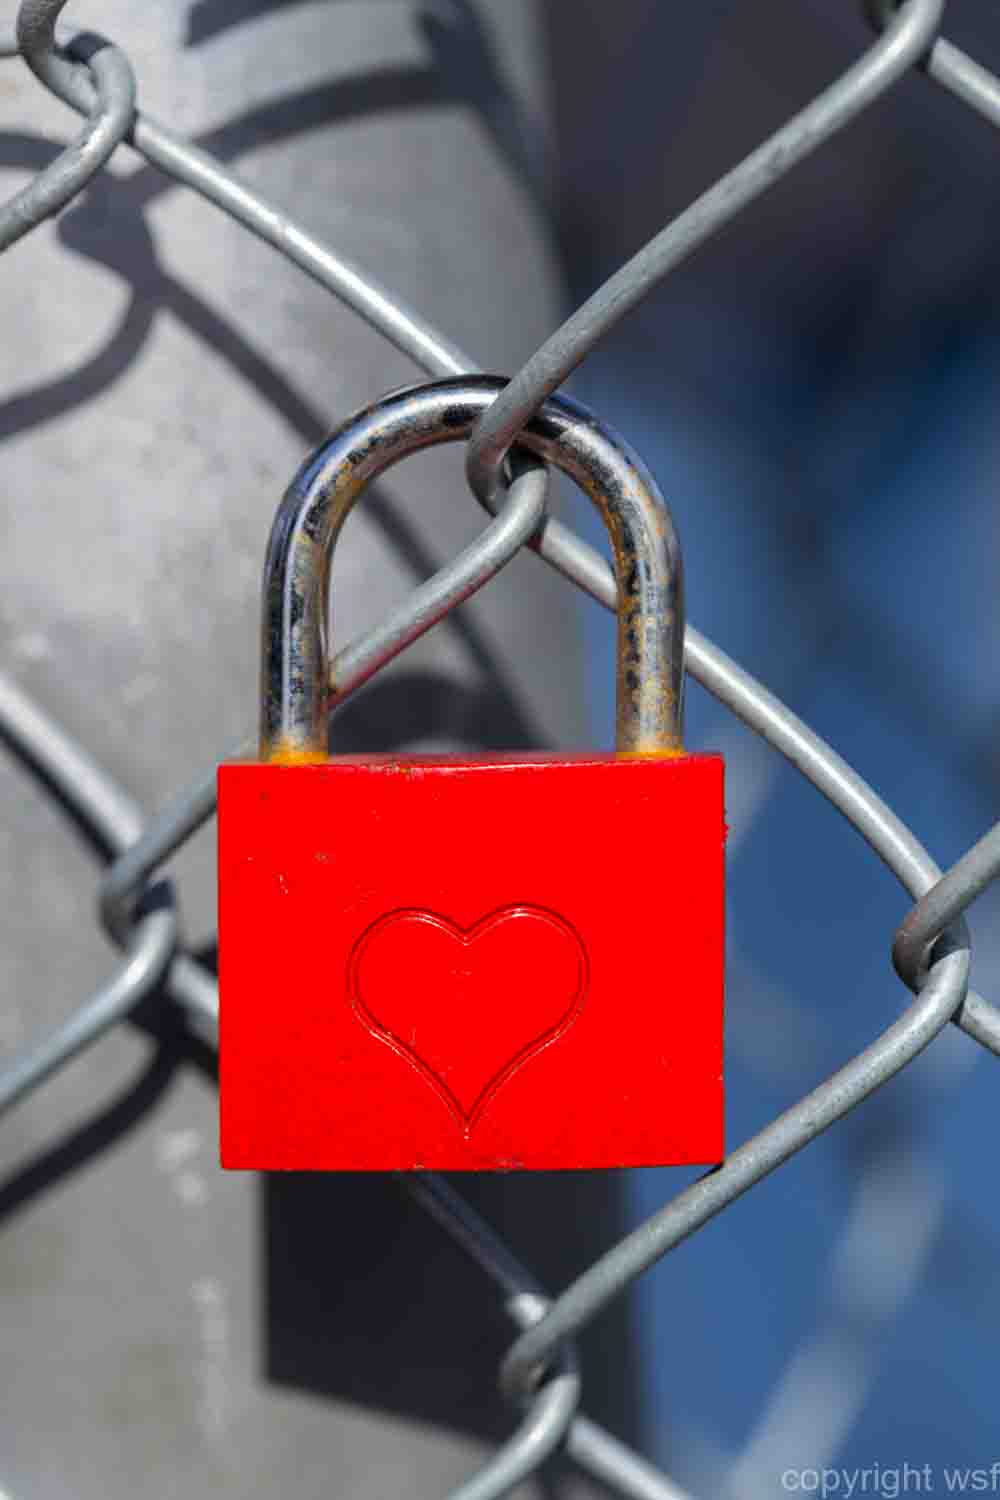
(562, 318), (1000, 1483)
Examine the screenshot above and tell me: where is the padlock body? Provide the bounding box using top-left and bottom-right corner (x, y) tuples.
(218, 752), (725, 1171)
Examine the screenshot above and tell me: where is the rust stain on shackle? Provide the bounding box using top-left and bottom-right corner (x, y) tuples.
(259, 376), (686, 762)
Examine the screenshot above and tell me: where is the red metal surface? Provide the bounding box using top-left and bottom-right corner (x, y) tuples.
(218, 752), (726, 1171)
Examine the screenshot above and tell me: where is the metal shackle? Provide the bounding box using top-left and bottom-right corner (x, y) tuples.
(260, 375), (685, 761)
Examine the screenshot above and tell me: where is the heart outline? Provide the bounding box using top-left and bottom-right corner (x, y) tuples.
(348, 904), (588, 1137)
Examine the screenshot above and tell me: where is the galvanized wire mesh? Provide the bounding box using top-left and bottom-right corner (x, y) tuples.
(1, 1), (999, 1496)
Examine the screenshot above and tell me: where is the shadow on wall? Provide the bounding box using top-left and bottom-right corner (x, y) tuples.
(0, 0), (642, 1464)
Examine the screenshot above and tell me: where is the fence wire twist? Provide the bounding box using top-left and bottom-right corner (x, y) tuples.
(1, 1), (999, 1496)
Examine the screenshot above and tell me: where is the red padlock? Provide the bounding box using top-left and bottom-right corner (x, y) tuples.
(219, 376), (725, 1171)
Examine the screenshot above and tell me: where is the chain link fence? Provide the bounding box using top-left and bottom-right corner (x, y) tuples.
(1, 1), (999, 1496)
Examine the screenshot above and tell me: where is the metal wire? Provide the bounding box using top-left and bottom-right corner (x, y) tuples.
(894, 825), (1000, 996)
(2, 3), (467, 382)
(405, 1172), (695, 1500)
(0, 672), (177, 1114)
(864, 0), (1000, 126)
(0, 26), (134, 250)
(462, 0), (944, 507)
(1, 1), (999, 1497)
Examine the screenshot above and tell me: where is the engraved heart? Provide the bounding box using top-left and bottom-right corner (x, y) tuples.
(348, 905), (588, 1135)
